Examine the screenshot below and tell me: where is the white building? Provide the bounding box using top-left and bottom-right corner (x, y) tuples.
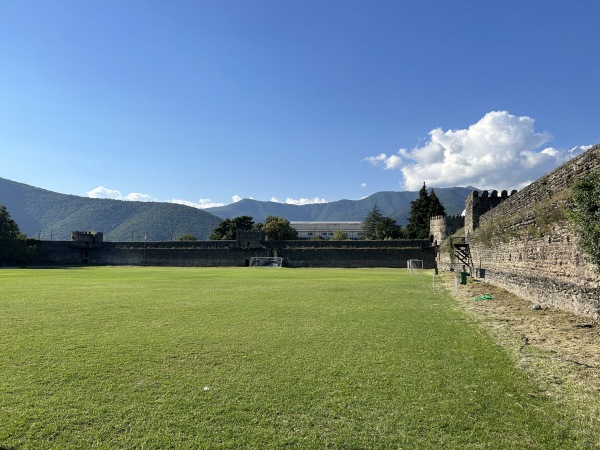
(290, 221), (363, 240)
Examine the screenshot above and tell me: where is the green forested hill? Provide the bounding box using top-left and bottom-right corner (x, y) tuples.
(0, 177), (475, 241)
(0, 178), (221, 241)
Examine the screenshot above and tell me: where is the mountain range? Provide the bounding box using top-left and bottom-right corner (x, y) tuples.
(205, 187), (472, 224)
(0, 177), (473, 241)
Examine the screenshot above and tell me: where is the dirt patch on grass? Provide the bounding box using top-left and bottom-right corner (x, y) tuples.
(443, 273), (600, 443)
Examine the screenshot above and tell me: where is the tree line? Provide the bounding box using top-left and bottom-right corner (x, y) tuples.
(208, 183), (445, 241)
(362, 183), (445, 239)
(209, 215), (298, 241)
(0, 205), (38, 265)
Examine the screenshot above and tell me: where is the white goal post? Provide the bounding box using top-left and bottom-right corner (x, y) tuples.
(249, 257), (283, 268)
(407, 259), (424, 274)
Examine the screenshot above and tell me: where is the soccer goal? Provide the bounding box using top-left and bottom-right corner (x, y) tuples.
(249, 256), (284, 268)
(407, 259), (424, 274)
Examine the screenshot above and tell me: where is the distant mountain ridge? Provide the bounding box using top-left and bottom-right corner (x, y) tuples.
(206, 187), (474, 224)
(0, 177), (475, 241)
(0, 177), (222, 241)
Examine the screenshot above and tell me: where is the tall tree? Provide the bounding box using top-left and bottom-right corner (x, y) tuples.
(262, 215), (298, 241)
(0, 205), (36, 264)
(210, 216), (255, 240)
(406, 182), (445, 239)
(209, 218), (233, 240)
(374, 217), (403, 240)
(361, 204), (384, 240)
(231, 216), (255, 233)
(429, 189), (446, 217)
(0, 205), (20, 240)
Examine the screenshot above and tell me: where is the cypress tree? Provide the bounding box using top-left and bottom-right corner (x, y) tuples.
(429, 189), (446, 217)
(406, 183), (445, 239)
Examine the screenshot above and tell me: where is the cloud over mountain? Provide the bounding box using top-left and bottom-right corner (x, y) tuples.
(86, 186), (157, 202)
(170, 198), (226, 209)
(270, 197), (328, 206)
(365, 111), (589, 190)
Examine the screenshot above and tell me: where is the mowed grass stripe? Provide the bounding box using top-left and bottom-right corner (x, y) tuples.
(0, 267), (587, 448)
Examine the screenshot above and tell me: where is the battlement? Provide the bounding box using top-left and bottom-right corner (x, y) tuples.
(429, 214), (465, 246)
(471, 189), (518, 199)
(71, 231), (103, 243)
(464, 189), (517, 237)
(431, 214), (464, 222)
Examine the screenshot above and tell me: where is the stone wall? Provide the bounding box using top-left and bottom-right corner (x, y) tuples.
(279, 240), (434, 268)
(469, 226), (597, 317)
(38, 239), (435, 269)
(479, 146), (600, 229)
(430, 215), (464, 246)
(436, 144), (600, 319)
(465, 190), (515, 237)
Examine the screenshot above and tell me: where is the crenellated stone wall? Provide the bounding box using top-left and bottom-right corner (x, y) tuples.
(464, 190), (516, 238)
(434, 144), (600, 319)
(430, 215), (464, 246)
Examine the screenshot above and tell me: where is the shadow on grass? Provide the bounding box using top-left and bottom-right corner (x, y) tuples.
(1, 264), (90, 270)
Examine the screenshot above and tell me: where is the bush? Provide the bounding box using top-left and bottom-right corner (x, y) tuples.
(571, 171), (600, 271)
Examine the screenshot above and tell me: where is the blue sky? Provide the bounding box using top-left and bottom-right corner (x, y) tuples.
(1, 1), (598, 208)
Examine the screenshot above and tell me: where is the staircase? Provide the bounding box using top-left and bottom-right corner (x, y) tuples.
(450, 237), (473, 275)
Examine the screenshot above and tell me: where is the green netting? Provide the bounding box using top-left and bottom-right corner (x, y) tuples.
(471, 294), (494, 301)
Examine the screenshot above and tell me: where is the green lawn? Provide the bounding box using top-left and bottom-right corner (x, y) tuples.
(0, 267), (592, 448)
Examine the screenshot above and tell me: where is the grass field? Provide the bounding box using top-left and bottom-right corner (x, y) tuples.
(0, 267), (593, 448)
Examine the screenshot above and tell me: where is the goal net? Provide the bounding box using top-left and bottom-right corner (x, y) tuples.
(249, 257), (283, 268)
(407, 259), (424, 274)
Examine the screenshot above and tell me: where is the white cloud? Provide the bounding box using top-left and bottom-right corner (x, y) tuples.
(568, 145), (591, 158)
(170, 198), (225, 209)
(364, 153), (388, 164)
(364, 111), (589, 191)
(232, 195), (242, 203)
(360, 182), (367, 188)
(270, 196), (327, 205)
(87, 186), (122, 199)
(124, 192), (156, 202)
(87, 186), (156, 202)
(284, 197), (327, 205)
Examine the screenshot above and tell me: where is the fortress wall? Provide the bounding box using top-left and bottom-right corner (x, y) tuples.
(479, 145), (600, 229)
(469, 226), (598, 318)
(466, 145), (600, 318)
(465, 191), (508, 236)
(38, 241), (86, 264)
(282, 246), (435, 268)
(39, 239), (434, 268)
(274, 239), (430, 249)
(430, 215), (464, 246)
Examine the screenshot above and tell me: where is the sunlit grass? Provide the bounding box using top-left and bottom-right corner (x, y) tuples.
(0, 267), (591, 448)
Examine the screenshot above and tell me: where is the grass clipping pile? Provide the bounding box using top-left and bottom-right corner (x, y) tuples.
(444, 273), (600, 436)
